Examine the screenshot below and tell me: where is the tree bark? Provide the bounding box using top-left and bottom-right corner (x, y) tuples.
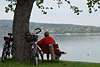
(13, 0), (35, 62)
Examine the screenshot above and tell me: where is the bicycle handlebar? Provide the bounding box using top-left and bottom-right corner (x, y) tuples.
(35, 28), (41, 34)
(8, 33), (13, 36)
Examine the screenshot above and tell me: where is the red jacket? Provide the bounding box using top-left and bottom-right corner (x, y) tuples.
(37, 36), (61, 55)
(37, 36), (56, 54)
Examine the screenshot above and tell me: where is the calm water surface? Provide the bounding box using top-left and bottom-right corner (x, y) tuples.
(52, 35), (100, 63)
(0, 34), (100, 63)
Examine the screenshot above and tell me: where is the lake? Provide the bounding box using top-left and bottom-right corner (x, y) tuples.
(0, 34), (100, 63)
(52, 34), (100, 63)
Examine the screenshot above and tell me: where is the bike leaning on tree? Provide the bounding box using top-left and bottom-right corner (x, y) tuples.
(25, 28), (43, 66)
(1, 28), (43, 66)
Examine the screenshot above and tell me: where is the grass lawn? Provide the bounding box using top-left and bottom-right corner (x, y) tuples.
(0, 59), (100, 67)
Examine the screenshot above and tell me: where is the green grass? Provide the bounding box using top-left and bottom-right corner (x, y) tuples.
(0, 59), (100, 67)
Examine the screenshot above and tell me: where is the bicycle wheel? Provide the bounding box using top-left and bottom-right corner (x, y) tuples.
(32, 48), (39, 66)
(1, 47), (8, 62)
(34, 53), (39, 66)
(11, 43), (15, 58)
(34, 56), (38, 66)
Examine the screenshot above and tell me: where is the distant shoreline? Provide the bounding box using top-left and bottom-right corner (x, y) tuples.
(49, 33), (100, 36)
(1, 20), (100, 34)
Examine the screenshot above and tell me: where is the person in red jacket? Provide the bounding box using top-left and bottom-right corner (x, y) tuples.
(38, 31), (66, 60)
(37, 31), (56, 60)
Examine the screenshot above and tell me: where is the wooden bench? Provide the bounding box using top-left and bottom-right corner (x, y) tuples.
(39, 44), (66, 60)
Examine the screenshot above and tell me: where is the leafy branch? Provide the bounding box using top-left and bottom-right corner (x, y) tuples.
(36, 0), (53, 14)
(4, 0), (100, 15)
(5, 0), (16, 13)
(86, 0), (100, 13)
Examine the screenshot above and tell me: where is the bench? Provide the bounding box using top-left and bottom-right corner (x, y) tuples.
(39, 44), (66, 60)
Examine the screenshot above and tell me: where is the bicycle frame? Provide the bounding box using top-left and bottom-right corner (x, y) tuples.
(1, 33), (13, 62)
(25, 28), (42, 66)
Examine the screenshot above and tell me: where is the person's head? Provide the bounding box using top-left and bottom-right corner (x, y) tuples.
(44, 31), (49, 37)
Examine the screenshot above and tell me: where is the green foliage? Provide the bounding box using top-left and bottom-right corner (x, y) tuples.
(5, 0), (100, 15)
(86, 0), (100, 13)
(5, 0), (16, 13)
(36, 0), (53, 14)
(64, 0), (83, 15)
(70, 6), (83, 15)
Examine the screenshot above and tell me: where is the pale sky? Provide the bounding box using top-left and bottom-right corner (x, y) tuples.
(0, 0), (100, 26)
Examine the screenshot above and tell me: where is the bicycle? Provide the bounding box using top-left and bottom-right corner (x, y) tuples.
(25, 28), (43, 66)
(1, 28), (42, 65)
(1, 33), (13, 62)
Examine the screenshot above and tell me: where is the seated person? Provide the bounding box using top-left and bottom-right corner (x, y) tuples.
(37, 31), (65, 60)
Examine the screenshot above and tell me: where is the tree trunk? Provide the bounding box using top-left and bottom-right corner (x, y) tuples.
(13, 0), (35, 62)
